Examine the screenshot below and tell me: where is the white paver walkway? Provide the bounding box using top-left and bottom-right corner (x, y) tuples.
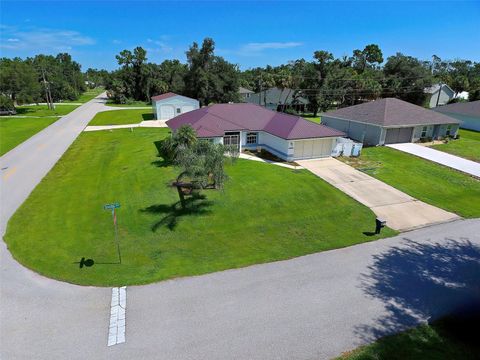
(239, 153), (302, 169)
(387, 143), (480, 178)
(84, 120), (168, 132)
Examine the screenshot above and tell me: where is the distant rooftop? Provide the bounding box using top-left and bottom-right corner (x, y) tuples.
(323, 98), (460, 127)
(433, 100), (480, 117)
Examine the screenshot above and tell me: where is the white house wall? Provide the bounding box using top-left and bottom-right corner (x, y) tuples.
(428, 87), (455, 108)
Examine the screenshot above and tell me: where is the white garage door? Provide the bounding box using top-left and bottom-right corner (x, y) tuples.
(293, 139), (334, 159)
(181, 105), (194, 113)
(160, 105), (175, 120)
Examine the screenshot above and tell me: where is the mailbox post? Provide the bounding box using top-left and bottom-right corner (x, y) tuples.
(375, 218), (386, 234)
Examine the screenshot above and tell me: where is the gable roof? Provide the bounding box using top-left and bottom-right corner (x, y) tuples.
(433, 100), (480, 117)
(246, 87), (309, 105)
(239, 87), (254, 94)
(424, 83), (454, 95)
(166, 103), (344, 140)
(151, 92), (178, 101)
(322, 98), (460, 127)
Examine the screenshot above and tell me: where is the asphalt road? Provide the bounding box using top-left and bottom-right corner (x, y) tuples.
(1, 96), (479, 359)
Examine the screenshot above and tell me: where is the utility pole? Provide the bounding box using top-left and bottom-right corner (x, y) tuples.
(435, 84), (442, 107)
(41, 68), (54, 110)
(258, 74), (262, 106)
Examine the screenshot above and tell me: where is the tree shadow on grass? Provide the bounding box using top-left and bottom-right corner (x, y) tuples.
(141, 193), (213, 231)
(354, 237), (480, 346)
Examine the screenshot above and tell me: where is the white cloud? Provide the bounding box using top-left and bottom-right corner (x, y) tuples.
(0, 25), (95, 52)
(145, 38), (173, 53)
(112, 39), (122, 44)
(241, 42), (303, 52)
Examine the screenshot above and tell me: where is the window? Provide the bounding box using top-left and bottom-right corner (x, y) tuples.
(421, 126), (427, 138)
(246, 93), (251, 98)
(246, 132), (258, 144)
(176, 108), (181, 114)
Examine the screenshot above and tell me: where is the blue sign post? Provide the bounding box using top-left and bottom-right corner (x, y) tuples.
(104, 202), (121, 264)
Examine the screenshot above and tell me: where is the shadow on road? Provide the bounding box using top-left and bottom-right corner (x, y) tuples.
(355, 236), (480, 343)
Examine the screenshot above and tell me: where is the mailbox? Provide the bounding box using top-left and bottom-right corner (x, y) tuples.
(375, 218), (386, 234)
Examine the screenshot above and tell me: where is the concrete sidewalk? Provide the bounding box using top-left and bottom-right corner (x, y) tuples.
(387, 142), (480, 178)
(298, 158), (459, 231)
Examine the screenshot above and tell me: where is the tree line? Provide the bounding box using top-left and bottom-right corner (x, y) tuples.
(103, 38), (479, 114)
(1, 38), (479, 113)
(0, 53), (86, 110)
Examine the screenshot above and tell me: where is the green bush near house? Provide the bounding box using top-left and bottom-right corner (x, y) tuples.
(4, 128), (396, 286)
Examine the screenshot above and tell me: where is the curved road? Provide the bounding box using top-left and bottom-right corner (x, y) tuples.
(1, 96), (479, 359)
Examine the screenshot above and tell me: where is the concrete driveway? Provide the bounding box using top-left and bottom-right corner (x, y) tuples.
(387, 143), (480, 178)
(297, 158), (460, 231)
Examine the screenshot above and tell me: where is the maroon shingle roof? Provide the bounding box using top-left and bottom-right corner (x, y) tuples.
(151, 92), (179, 101)
(166, 103), (345, 140)
(433, 100), (480, 117)
(323, 98), (460, 127)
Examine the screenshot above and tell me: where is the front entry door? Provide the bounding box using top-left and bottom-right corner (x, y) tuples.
(223, 132), (240, 150)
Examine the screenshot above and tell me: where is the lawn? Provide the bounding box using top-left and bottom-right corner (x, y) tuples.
(338, 314), (480, 360)
(341, 147), (480, 218)
(432, 129), (480, 162)
(4, 128), (396, 286)
(76, 87), (104, 103)
(302, 114), (321, 123)
(106, 99), (151, 107)
(15, 104), (79, 117)
(89, 109), (154, 125)
(0, 116), (59, 156)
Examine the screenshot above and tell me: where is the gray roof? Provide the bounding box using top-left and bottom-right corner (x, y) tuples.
(238, 87), (254, 94)
(433, 100), (480, 117)
(167, 103), (344, 140)
(246, 87), (309, 105)
(322, 98), (460, 127)
(424, 83), (454, 94)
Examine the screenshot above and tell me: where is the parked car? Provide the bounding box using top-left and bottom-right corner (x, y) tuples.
(0, 109), (17, 116)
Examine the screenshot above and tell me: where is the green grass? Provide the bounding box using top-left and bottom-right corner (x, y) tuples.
(14, 104), (79, 117)
(4, 128), (396, 286)
(341, 147), (480, 218)
(432, 129), (480, 162)
(0, 116), (59, 155)
(338, 315), (480, 360)
(106, 100), (151, 107)
(302, 115), (321, 123)
(76, 87), (104, 103)
(89, 109), (154, 125)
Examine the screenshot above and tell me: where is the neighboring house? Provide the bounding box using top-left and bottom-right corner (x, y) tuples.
(238, 87), (254, 102)
(166, 103), (345, 161)
(246, 87), (309, 112)
(424, 83), (455, 108)
(151, 92), (199, 120)
(433, 100), (480, 131)
(321, 98), (460, 146)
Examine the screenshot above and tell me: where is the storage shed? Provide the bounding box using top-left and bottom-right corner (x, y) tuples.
(151, 92), (199, 120)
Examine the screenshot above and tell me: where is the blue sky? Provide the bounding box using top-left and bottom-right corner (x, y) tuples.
(1, 1), (479, 71)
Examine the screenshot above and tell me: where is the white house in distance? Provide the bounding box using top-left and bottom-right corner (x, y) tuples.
(151, 92), (199, 120)
(424, 83), (455, 108)
(238, 87), (254, 102)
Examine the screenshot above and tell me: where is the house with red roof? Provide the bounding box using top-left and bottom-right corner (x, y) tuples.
(166, 103), (345, 161)
(151, 92), (199, 120)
